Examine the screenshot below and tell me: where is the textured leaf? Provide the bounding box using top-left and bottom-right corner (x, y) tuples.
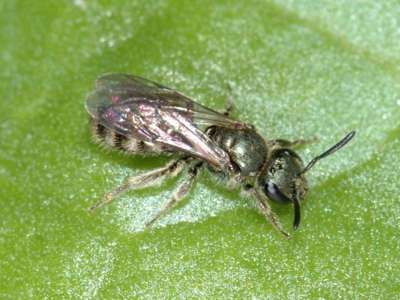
(1, 1), (399, 298)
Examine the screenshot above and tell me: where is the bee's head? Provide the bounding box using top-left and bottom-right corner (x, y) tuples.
(257, 131), (356, 230)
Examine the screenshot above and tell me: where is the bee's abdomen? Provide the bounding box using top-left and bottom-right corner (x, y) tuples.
(90, 119), (169, 155)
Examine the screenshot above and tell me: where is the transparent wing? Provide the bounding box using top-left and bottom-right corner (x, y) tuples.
(85, 73), (243, 169)
(92, 73), (246, 129)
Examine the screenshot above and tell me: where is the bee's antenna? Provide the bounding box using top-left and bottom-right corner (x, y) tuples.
(266, 182), (301, 230)
(299, 131), (356, 176)
(293, 195), (301, 230)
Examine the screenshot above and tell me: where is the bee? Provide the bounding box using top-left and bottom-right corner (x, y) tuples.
(86, 73), (355, 238)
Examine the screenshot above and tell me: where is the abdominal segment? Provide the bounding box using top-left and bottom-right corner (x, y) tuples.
(90, 118), (169, 155)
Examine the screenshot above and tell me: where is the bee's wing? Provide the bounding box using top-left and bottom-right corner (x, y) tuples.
(86, 73), (242, 169)
(93, 73), (246, 130)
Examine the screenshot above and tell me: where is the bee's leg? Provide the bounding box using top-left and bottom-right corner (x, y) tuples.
(223, 83), (234, 116)
(145, 162), (203, 228)
(89, 158), (190, 211)
(270, 137), (319, 150)
(253, 189), (291, 239)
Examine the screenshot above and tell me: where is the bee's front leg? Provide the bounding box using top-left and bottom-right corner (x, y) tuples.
(270, 137), (319, 150)
(253, 189), (291, 239)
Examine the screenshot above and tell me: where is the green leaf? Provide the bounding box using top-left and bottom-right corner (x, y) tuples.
(1, 1), (399, 298)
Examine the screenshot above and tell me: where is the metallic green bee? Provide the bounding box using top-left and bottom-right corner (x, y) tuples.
(86, 73), (355, 238)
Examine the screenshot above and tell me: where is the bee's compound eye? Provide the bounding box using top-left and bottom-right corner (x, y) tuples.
(264, 182), (292, 204)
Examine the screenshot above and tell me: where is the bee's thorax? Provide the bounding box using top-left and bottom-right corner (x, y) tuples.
(208, 126), (268, 177)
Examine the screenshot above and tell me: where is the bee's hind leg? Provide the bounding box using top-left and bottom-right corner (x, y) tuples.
(89, 157), (190, 211)
(145, 161), (203, 228)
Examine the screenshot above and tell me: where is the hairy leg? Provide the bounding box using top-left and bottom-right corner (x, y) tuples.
(253, 189), (291, 239)
(223, 84), (234, 116)
(145, 162), (203, 228)
(89, 158), (190, 211)
(270, 137), (318, 150)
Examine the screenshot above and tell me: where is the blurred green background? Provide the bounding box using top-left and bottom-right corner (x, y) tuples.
(1, 1), (399, 298)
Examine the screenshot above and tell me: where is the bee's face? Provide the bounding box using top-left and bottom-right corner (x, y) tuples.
(258, 149), (308, 229)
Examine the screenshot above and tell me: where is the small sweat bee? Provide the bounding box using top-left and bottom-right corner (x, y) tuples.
(86, 73), (355, 238)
